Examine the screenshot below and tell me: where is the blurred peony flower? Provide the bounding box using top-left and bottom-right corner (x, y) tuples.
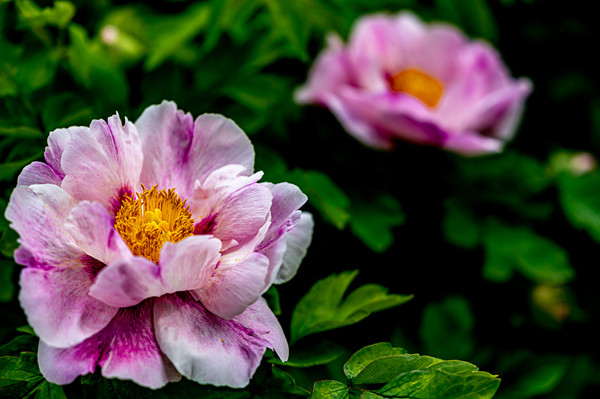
(5, 101), (313, 389)
(295, 12), (532, 156)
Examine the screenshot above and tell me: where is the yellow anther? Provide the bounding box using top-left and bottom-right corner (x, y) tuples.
(114, 185), (194, 263)
(389, 68), (443, 108)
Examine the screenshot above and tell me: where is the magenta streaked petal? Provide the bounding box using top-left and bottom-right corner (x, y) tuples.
(19, 260), (117, 348)
(194, 252), (270, 319)
(154, 294), (287, 388)
(89, 235), (222, 308)
(5, 185), (79, 269)
(66, 201), (131, 265)
(61, 115), (142, 213)
(39, 300), (181, 389)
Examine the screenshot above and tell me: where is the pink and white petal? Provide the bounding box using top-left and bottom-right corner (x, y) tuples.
(442, 131), (504, 156)
(19, 260), (118, 348)
(276, 212), (314, 284)
(158, 235), (222, 293)
(135, 101), (195, 191)
(89, 236), (222, 308)
(66, 201), (131, 265)
(17, 162), (62, 186)
(61, 115), (142, 213)
(183, 114), (255, 197)
(190, 164), (263, 229)
(89, 256), (163, 308)
(5, 184), (79, 269)
(39, 300), (181, 389)
(44, 126), (85, 180)
(194, 252), (270, 319)
(154, 294), (287, 388)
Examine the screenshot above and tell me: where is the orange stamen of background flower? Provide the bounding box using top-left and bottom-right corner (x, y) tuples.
(114, 185), (194, 263)
(389, 68), (443, 107)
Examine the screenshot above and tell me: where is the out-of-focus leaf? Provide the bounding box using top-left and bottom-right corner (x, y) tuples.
(270, 339), (346, 368)
(68, 24), (128, 109)
(557, 170), (600, 242)
(349, 194), (405, 253)
(144, 3), (210, 71)
(435, 0), (497, 42)
(290, 271), (412, 344)
(264, 285), (281, 316)
(287, 169), (350, 229)
(220, 74), (292, 111)
(0, 125), (42, 138)
(41, 92), (94, 131)
(420, 296), (474, 360)
(264, 0), (310, 61)
(0, 150), (43, 182)
(442, 198), (480, 249)
(482, 220), (574, 284)
(15, 0), (75, 29)
(496, 354), (569, 399)
(0, 259), (14, 302)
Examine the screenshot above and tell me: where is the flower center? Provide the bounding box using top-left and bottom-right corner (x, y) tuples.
(114, 185), (194, 263)
(389, 68), (443, 107)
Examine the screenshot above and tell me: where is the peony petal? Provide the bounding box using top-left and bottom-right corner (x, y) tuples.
(17, 162), (62, 186)
(276, 212), (314, 284)
(5, 184), (79, 269)
(66, 201), (131, 265)
(39, 300), (181, 389)
(194, 252), (270, 319)
(136, 101), (195, 192)
(61, 115), (142, 214)
(442, 131), (504, 156)
(19, 257), (118, 348)
(154, 294), (287, 388)
(89, 235), (222, 308)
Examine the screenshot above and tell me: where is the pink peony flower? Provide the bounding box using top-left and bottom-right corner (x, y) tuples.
(5, 101), (313, 389)
(295, 12), (532, 155)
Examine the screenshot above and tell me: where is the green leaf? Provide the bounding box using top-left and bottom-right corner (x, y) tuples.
(15, 0), (75, 29)
(290, 271), (412, 344)
(442, 198), (480, 249)
(343, 343), (407, 384)
(349, 195), (405, 253)
(311, 380), (348, 399)
(220, 74), (292, 111)
(270, 339), (346, 368)
(435, 0), (497, 42)
(0, 125), (43, 138)
(0, 150), (43, 182)
(264, 0), (310, 61)
(144, 3), (210, 71)
(264, 285), (282, 316)
(557, 170), (600, 242)
(419, 296), (474, 360)
(482, 220), (575, 284)
(286, 169), (350, 229)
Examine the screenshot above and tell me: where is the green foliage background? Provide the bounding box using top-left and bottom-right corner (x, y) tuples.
(1, 0), (599, 397)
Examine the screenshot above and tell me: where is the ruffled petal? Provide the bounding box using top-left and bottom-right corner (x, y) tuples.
(66, 201), (131, 265)
(89, 235), (222, 308)
(38, 300), (181, 389)
(154, 294), (287, 388)
(19, 258), (117, 348)
(5, 184), (79, 269)
(276, 212), (314, 284)
(257, 183), (308, 287)
(61, 115), (142, 214)
(194, 252), (270, 319)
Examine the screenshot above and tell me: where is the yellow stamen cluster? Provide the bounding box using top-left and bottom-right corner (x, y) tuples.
(114, 185), (194, 263)
(389, 68), (444, 108)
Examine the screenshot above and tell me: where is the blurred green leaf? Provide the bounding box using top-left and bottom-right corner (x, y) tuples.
(482, 220), (575, 284)
(264, 0), (310, 61)
(0, 126), (43, 138)
(287, 169), (350, 229)
(15, 0), (75, 29)
(349, 194), (405, 253)
(220, 74), (292, 111)
(290, 271), (412, 344)
(420, 296), (474, 360)
(144, 3), (210, 71)
(0, 150), (43, 182)
(442, 198), (480, 249)
(557, 170), (600, 243)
